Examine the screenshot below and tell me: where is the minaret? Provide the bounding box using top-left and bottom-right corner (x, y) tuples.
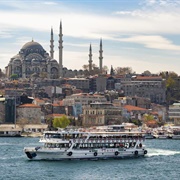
(59, 20), (63, 77)
(50, 27), (54, 59)
(89, 44), (93, 72)
(99, 38), (103, 74)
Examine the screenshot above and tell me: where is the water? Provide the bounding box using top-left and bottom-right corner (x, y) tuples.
(0, 137), (179, 180)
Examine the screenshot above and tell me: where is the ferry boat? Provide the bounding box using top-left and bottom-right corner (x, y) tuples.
(24, 130), (148, 160)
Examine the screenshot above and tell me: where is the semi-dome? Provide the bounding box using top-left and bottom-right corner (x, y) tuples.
(12, 54), (21, 59)
(50, 59), (57, 63)
(21, 40), (44, 51)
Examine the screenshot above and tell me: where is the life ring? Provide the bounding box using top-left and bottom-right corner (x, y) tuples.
(115, 151), (119, 156)
(144, 150), (148, 155)
(94, 152), (97, 156)
(67, 152), (73, 156)
(134, 150), (138, 155)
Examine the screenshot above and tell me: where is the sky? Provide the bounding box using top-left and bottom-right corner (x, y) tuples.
(1, 0), (180, 74)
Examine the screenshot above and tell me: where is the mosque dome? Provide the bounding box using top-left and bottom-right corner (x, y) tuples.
(21, 40), (45, 52)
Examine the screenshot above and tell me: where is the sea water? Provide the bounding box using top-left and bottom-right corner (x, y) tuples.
(0, 137), (179, 180)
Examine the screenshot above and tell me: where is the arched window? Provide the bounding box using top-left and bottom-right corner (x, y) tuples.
(51, 67), (58, 79)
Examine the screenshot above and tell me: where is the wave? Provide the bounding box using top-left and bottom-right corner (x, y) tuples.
(147, 148), (180, 157)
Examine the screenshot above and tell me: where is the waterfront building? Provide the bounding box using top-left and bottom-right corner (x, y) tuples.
(82, 102), (122, 127)
(0, 97), (5, 123)
(17, 103), (42, 124)
(168, 103), (180, 125)
(123, 105), (149, 121)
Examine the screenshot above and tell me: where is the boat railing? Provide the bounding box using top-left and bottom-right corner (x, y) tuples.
(40, 136), (145, 144)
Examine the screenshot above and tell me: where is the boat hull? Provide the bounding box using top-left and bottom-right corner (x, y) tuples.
(24, 147), (147, 160)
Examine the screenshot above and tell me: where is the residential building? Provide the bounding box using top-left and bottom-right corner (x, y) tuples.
(17, 104), (42, 124)
(65, 78), (89, 92)
(82, 102), (122, 127)
(121, 76), (166, 104)
(63, 93), (107, 106)
(123, 105), (150, 121)
(168, 103), (180, 125)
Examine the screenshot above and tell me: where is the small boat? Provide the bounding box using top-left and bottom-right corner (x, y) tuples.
(24, 130), (148, 160)
(144, 133), (154, 139)
(172, 130), (180, 139)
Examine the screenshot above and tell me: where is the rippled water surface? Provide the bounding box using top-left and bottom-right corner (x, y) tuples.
(0, 137), (179, 180)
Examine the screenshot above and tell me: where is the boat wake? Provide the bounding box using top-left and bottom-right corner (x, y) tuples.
(147, 148), (180, 157)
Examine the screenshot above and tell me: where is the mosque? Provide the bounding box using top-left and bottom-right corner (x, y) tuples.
(5, 21), (103, 79)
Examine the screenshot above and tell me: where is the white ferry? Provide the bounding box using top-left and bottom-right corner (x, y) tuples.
(24, 130), (148, 160)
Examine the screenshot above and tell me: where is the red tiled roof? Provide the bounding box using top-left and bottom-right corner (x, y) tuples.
(135, 76), (162, 80)
(151, 112), (158, 115)
(52, 103), (60, 107)
(124, 105), (147, 112)
(146, 120), (157, 125)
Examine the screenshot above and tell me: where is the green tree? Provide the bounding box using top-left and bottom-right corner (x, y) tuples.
(166, 76), (175, 88)
(53, 116), (70, 129)
(159, 71), (178, 79)
(143, 114), (154, 124)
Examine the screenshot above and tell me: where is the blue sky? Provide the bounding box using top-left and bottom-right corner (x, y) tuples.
(1, 0), (180, 74)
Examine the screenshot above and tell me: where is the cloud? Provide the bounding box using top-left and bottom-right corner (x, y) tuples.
(118, 35), (180, 51)
(144, 0), (180, 6)
(43, 1), (57, 5)
(0, 31), (13, 38)
(1, 0), (180, 41)
(1, 0), (180, 74)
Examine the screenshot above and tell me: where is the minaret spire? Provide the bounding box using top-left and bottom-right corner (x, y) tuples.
(50, 27), (54, 59)
(59, 20), (63, 77)
(99, 38), (103, 74)
(89, 43), (93, 72)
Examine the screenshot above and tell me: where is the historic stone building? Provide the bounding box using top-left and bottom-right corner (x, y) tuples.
(6, 22), (63, 79)
(82, 102), (122, 127)
(6, 21), (104, 79)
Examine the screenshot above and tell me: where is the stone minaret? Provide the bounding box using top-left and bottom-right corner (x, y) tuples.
(59, 21), (63, 77)
(50, 27), (54, 59)
(99, 38), (103, 74)
(89, 44), (93, 72)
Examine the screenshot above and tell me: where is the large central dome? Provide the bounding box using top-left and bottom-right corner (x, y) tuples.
(21, 40), (44, 51)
